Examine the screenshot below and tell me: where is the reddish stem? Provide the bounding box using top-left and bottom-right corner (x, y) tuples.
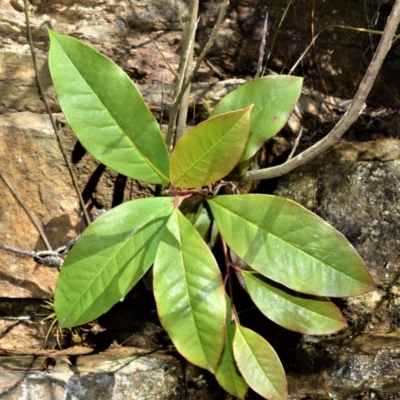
(221, 238), (237, 322)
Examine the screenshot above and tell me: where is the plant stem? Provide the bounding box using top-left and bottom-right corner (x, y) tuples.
(175, 4), (199, 141)
(23, 0), (91, 226)
(242, 0), (400, 182)
(0, 243), (37, 258)
(166, 0), (199, 150)
(0, 170), (52, 251)
(166, 0), (230, 149)
(254, 11), (268, 79)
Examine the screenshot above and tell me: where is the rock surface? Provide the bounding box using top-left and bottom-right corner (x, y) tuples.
(0, 347), (185, 400)
(275, 140), (400, 399)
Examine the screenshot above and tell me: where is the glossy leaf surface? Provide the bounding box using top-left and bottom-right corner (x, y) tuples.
(208, 195), (374, 297)
(211, 76), (302, 162)
(55, 197), (174, 327)
(153, 209), (226, 372)
(179, 196), (212, 241)
(233, 325), (287, 400)
(170, 107), (252, 188)
(242, 272), (347, 335)
(215, 296), (248, 399)
(48, 30), (170, 184)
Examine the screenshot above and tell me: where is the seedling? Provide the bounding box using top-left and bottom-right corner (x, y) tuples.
(48, 31), (374, 400)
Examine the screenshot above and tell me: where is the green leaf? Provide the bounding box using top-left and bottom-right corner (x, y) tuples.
(153, 209), (226, 372)
(170, 106), (252, 188)
(223, 155), (255, 181)
(233, 325), (287, 400)
(242, 272), (347, 335)
(48, 30), (170, 184)
(208, 194), (375, 297)
(54, 197), (174, 328)
(215, 296), (248, 399)
(179, 195), (213, 241)
(211, 76), (303, 163)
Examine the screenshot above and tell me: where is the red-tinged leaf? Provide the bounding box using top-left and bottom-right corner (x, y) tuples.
(211, 75), (303, 163)
(153, 209), (226, 372)
(233, 325), (287, 400)
(242, 272), (347, 335)
(170, 107), (252, 188)
(55, 197), (174, 328)
(208, 194), (375, 297)
(48, 30), (170, 184)
(215, 296), (248, 399)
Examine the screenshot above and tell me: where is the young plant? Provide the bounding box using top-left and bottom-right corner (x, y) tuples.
(48, 31), (375, 400)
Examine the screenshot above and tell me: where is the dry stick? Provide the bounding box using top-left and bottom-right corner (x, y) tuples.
(165, 0), (199, 150)
(0, 171), (52, 251)
(254, 11), (268, 79)
(23, 0), (91, 227)
(166, 0), (230, 149)
(175, 12), (199, 141)
(160, 71), (165, 129)
(0, 243), (37, 259)
(263, 0), (292, 75)
(147, 34), (178, 78)
(310, 0), (328, 95)
(241, 0), (400, 182)
(180, 0), (230, 100)
(286, 126), (303, 161)
(289, 24), (400, 77)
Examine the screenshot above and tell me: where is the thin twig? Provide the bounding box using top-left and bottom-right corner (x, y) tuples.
(0, 236), (78, 268)
(310, 0), (328, 95)
(147, 34), (178, 78)
(175, 15), (199, 141)
(174, 0), (184, 30)
(204, 58), (227, 78)
(242, 0), (400, 182)
(289, 23), (400, 76)
(288, 26), (324, 76)
(165, 0), (199, 150)
(188, 0), (230, 83)
(286, 126), (303, 161)
(255, 11), (268, 79)
(180, 0), (230, 101)
(0, 243), (36, 258)
(263, 0), (292, 75)
(0, 170), (52, 251)
(166, 0), (230, 149)
(160, 71), (165, 129)
(23, 0), (91, 227)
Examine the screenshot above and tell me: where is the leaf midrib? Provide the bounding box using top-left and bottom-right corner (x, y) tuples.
(60, 200), (173, 326)
(56, 40), (168, 182)
(211, 199), (367, 287)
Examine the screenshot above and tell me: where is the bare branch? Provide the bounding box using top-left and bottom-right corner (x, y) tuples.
(241, 0), (400, 182)
(23, 0), (91, 226)
(255, 11), (268, 79)
(175, 14), (199, 141)
(0, 243), (36, 258)
(166, 0), (199, 150)
(188, 0), (230, 84)
(286, 126), (303, 161)
(166, 0), (230, 149)
(147, 33), (178, 78)
(0, 171), (52, 251)
(264, 0), (292, 73)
